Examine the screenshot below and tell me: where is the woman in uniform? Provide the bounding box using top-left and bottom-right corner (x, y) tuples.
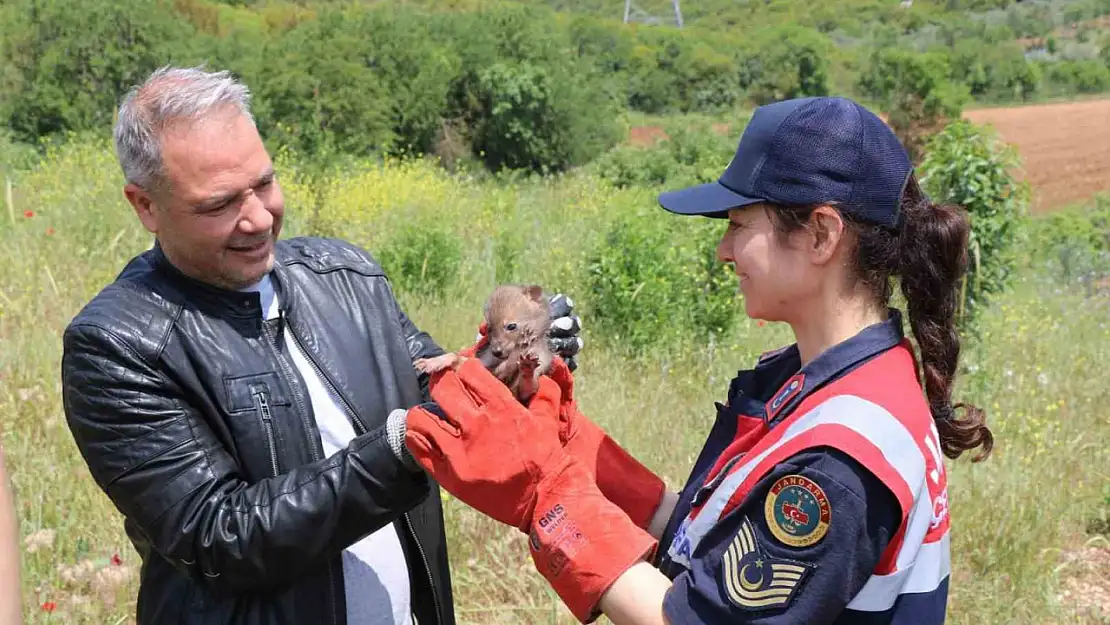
(398, 95), (994, 625)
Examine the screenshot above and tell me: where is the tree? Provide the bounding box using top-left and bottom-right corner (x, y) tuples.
(919, 119), (1030, 325)
(857, 47), (971, 163)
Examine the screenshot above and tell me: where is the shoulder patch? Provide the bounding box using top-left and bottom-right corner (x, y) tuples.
(721, 517), (813, 610)
(764, 475), (831, 548)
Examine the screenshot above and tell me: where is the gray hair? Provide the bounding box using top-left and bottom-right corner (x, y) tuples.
(114, 65), (255, 191)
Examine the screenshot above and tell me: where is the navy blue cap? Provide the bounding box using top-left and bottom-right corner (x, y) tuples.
(657, 96), (913, 229)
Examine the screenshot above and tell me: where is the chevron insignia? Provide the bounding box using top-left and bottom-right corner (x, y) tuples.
(721, 517), (813, 611)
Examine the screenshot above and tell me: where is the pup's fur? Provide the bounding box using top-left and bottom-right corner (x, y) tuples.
(414, 284), (553, 404)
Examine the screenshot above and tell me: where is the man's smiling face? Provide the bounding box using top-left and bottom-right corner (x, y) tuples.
(126, 106), (285, 290)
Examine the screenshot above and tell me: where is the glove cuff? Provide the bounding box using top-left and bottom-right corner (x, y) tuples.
(594, 434), (667, 529)
(567, 420), (667, 530)
(528, 457), (658, 623)
(386, 409), (420, 472)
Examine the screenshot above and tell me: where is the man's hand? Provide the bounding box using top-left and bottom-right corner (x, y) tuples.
(0, 445), (23, 625)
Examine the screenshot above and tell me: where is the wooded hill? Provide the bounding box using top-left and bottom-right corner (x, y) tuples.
(2, 0), (1109, 175)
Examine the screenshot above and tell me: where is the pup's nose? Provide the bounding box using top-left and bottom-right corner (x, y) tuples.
(491, 347), (505, 359)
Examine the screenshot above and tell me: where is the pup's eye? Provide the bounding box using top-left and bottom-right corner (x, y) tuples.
(505, 323), (518, 331)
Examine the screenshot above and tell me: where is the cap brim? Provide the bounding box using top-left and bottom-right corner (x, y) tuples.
(657, 181), (764, 218)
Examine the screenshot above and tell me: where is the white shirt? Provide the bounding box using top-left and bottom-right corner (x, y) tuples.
(244, 274), (413, 625)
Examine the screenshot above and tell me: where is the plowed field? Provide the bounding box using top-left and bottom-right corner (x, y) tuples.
(628, 97), (1110, 213)
(964, 98), (1110, 213)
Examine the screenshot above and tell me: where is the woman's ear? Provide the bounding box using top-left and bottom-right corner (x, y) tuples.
(808, 205), (846, 265)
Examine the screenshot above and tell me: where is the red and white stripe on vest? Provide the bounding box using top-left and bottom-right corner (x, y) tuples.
(666, 340), (951, 614)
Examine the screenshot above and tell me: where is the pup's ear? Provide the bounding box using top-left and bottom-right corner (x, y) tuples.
(524, 284), (544, 303)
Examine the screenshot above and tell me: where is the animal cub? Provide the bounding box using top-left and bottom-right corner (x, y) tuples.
(415, 284), (554, 404)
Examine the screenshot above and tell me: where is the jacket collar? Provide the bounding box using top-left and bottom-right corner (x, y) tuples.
(148, 240), (292, 320)
(726, 309), (906, 426)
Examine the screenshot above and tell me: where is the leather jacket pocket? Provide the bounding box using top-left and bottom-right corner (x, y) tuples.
(223, 372), (292, 480)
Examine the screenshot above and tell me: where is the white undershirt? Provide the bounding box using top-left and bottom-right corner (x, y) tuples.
(243, 274), (413, 625)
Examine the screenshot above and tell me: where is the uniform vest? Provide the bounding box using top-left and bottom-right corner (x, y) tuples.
(665, 339), (951, 622)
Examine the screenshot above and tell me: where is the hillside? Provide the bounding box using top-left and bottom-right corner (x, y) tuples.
(3, 0), (1110, 181)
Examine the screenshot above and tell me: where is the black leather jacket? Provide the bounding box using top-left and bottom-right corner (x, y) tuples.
(60, 237), (455, 625)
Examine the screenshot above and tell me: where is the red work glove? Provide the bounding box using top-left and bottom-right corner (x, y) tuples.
(405, 358), (657, 623)
(546, 357), (667, 530)
(404, 357), (560, 531)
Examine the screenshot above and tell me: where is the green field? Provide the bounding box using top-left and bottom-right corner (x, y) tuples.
(1, 135), (1108, 623)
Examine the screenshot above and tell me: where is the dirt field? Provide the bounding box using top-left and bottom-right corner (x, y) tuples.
(964, 98), (1110, 213)
(628, 97), (1110, 213)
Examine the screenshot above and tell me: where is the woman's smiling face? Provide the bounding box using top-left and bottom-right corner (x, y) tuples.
(715, 204), (818, 323)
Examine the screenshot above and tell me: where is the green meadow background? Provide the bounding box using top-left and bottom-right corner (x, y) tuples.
(2, 0), (1110, 622)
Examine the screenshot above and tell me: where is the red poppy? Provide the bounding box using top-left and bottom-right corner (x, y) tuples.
(23, 210), (34, 218)
(111, 553), (123, 566)
(46, 227), (55, 236)
(757, 320), (766, 327)
(41, 601), (56, 612)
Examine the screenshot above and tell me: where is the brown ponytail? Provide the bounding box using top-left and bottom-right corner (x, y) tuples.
(765, 173), (993, 462)
(896, 176), (993, 462)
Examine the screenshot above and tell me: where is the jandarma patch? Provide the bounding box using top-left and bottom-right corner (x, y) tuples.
(763, 475), (831, 548)
(721, 517), (813, 610)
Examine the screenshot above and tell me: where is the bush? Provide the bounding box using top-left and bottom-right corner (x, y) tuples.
(585, 207), (738, 353)
(857, 47), (971, 163)
(592, 118), (737, 189)
(919, 119), (1030, 325)
(469, 59), (623, 174)
(1026, 194), (1110, 283)
(0, 0), (209, 144)
(375, 223), (463, 299)
(736, 24), (834, 105)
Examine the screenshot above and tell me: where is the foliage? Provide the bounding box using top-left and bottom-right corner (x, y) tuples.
(735, 24), (835, 105)
(470, 60), (622, 173)
(0, 0), (210, 144)
(375, 223), (463, 299)
(4, 0), (1110, 176)
(592, 118), (737, 189)
(1025, 194), (1110, 283)
(244, 7), (397, 159)
(857, 47), (971, 162)
(583, 207), (738, 353)
(918, 119), (1030, 325)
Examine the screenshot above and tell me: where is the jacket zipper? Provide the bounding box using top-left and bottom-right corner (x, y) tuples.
(403, 511), (442, 625)
(261, 317), (338, 625)
(262, 319), (324, 463)
(284, 317), (441, 625)
(285, 324), (369, 434)
(252, 390), (280, 477)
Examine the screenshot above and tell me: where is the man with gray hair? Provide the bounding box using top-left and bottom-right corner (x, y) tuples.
(59, 66), (583, 625)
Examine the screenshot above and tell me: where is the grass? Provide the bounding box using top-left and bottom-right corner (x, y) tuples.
(1, 137), (1108, 624)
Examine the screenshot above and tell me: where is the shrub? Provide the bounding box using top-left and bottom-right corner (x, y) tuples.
(0, 0), (208, 143)
(1025, 194), (1110, 283)
(585, 207), (738, 353)
(469, 60), (623, 173)
(375, 223), (463, 299)
(857, 47), (971, 163)
(592, 118), (737, 190)
(736, 24), (834, 105)
(919, 119), (1030, 326)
